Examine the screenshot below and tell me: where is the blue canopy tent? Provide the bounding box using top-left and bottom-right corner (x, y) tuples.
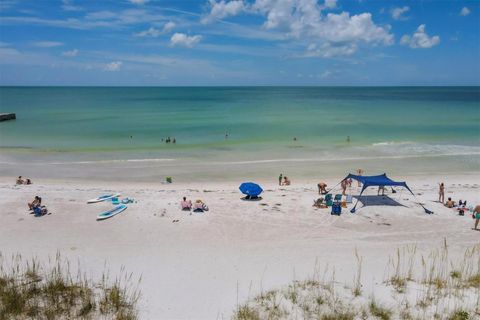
(343, 173), (433, 214)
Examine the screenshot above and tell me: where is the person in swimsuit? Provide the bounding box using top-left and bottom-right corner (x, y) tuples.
(473, 205), (480, 230)
(439, 182), (445, 203)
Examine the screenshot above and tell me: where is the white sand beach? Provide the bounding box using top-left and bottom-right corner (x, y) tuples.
(1, 173), (479, 319)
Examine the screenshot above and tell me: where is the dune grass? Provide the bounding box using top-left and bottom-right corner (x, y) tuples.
(0, 252), (140, 320)
(233, 242), (480, 320)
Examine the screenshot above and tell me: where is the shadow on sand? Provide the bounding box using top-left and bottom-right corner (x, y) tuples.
(353, 195), (407, 209)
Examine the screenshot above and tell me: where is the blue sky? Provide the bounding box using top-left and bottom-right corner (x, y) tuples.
(0, 0), (479, 85)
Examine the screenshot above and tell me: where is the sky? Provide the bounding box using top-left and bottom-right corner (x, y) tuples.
(0, 0), (479, 86)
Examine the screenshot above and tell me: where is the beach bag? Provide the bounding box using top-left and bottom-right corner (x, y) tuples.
(331, 203), (341, 215)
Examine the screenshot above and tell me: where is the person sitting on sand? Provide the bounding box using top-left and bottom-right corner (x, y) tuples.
(458, 200), (467, 215)
(445, 197), (455, 208)
(438, 182), (445, 203)
(25, 178), (32, 185)
(283, 176), (291, 186)
(16, 176), (24, 185)
(318, 182), (327, 195)
(193, 199), (209, 213)
(313, 198), (327, 208)
(181, 197), (192, 211)
(473, 205), (480, 230)
(28, 196), (41, 210)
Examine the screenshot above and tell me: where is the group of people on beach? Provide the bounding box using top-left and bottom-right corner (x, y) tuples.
(439, 182), (480, 230)
(180, 197), (208, 213)
(278, 174), (291, 186)
(16, 176), (32, 185)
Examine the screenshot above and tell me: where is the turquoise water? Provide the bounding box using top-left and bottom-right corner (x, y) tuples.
(0, 87), (479, 181)
(1, 86), (479, 150)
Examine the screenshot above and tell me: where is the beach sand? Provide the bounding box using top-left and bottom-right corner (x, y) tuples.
(0, 174), (479, 319)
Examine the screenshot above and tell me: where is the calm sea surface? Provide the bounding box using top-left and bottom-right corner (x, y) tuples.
(1, 87), (479, 180)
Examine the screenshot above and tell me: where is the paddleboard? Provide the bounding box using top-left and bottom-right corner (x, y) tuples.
(87, 193), (120, 204)
(97, 204), (127, 221)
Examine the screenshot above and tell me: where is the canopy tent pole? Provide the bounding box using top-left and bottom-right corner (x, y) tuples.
(403, 185), (434, 214)
(350, 184), (368, 213)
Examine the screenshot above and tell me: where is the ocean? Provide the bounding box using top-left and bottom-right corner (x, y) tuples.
(1, 86), (479, 181)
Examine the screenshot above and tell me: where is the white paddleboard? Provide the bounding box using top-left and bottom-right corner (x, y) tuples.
(87, 193), (120, 204)
(97, 204), (127, 221)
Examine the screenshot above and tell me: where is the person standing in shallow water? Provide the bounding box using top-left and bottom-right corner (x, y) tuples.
(278, 174), (283, 186)
(439, 182), (445, 203)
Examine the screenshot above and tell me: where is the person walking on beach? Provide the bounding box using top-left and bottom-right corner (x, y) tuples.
(473, 205), (480, 230)
(439, 182), (445, 203)
(278, 174), (283, 186)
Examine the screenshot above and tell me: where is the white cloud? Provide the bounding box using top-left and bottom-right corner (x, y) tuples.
(391, 6), (409, 20)
(248, 0), (393, 57)
(62, 49), (78, 57)
(202, 0), (245, 24)
(320, 70), (332, 79)
(135, 27), (161, 37)
(460, 7), (470, 16)
(61, 0), (82, 11)
(170, 33), (202, 48)
(128, 0), (149, 4)
(304, 42), (357, 58)
(400, 24), (440, 49)
(104, 61), (122, 71)
(324, 0), (336, 9)
(33, 41), (63, 48)
(135, 21), (176, 37)
(162, 21), (175, 33)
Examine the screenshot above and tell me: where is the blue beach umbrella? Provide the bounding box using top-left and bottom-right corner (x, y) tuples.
(239, 182), (263, 197)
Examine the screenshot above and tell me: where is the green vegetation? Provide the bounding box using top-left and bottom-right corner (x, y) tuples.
(0, 253), (140, 320)
(233, 243), (480, 320)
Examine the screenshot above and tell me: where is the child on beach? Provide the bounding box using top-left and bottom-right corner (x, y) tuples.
(445, 198), (455, 208)
(16, 176), (24, 184)
(282, 176), (291, 186)
(193, 200), (209, 213)
(181, 197), (192, 211)
(278, 174), (283, 186)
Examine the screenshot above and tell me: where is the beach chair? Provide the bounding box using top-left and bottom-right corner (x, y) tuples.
(346, 195), (353, 203)
(325, 194), (333, 207)
(334, 194), (342, 202)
